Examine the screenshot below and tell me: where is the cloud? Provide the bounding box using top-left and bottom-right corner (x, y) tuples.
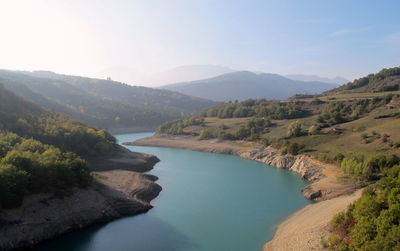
(297, 18), (332, 24)
(329, 27), (371, 37)
(330, 29), (354, 37)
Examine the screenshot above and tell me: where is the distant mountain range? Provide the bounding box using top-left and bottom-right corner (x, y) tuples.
(285, 74), (349, 85)
(0, 70), (215, 131)
(161, 71), (339, 101)
(96, 64), (349, 88)
(96, 65), (235, 86)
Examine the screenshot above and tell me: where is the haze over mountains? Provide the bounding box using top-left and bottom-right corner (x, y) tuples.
(0, 67), (350, 131)
(161, 71), (341, 101)
(0, 70), (215, 131)
(96, 64), (347, 87)
(285, 74), (349, 85)
(96, 65), (235, 86)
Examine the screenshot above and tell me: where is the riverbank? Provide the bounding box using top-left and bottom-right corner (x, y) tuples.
(127, 134), (360, 251)
(0, 148), (161, 251)
(127, 135), (356, 201)
(263, 189), (363, 251)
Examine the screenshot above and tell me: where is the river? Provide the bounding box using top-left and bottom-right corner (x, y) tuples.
(36, 132), (310, 251)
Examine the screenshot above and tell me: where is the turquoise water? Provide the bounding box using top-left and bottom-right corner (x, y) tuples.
(36, 132), (310, 251)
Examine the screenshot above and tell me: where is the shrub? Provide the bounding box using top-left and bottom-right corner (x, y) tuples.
(308, 125), (319, 135)
(198, 129), (213, 140)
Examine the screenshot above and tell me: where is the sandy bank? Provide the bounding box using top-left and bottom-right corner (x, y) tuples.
(264, 189), (363, 251)
(0, 148), (161, 251)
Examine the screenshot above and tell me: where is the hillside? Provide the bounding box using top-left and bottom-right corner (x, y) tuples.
(324, 67), (400, 95)
(0, 70), (215, 131)
(161, 71), (338, 101)
(0, 82), (161, 249)
(0, 83), (117, 156)
(145, 67), (400, 250)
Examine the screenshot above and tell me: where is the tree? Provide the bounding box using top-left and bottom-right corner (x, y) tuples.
(287, 120), (303, 137)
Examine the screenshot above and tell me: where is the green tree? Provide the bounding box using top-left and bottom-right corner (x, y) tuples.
(287, 120), (303, 137)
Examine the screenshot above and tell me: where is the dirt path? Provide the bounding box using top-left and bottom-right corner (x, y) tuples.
(264, 189), (363, 251)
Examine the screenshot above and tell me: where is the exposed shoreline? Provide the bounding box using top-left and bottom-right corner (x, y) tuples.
(126, 134), (360, 250)
(0, 147), (161, 251)
(127, 134), (357, 201)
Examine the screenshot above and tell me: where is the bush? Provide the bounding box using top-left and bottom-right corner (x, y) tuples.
(198, 129), (213, 140)
(281, 141), (304, 155)
(308, 125), (319, 135)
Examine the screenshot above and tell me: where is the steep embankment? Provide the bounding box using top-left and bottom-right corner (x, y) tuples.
(0, 150), (161, 251)
(128, 135), (356, 201)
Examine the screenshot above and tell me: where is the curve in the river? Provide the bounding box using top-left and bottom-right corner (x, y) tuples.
(35, 132), (311, 251)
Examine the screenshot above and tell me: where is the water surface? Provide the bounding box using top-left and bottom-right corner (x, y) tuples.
(36, 132), (310, 251)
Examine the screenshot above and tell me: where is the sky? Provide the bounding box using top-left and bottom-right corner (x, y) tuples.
(0, 0), (399, 85)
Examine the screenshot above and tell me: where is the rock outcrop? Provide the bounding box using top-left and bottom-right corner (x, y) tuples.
(234, 147), (325, 200)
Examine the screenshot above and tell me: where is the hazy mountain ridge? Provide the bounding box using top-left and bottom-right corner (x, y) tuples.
(161, 71), (339, 101)
(285, 74), (349, 85)
(96, 65), (235, 86)
(0, 70), (215, 130)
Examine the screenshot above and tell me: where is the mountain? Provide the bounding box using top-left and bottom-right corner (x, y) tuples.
(0, 70), (215, 131)
(285, 74), (349, 85)
(0, 83), (116, 156)
(154, 65), (235, 85)
(96, 65), (235, 86)
(161, 71), (339, 101)
(323, 67), (400, 95)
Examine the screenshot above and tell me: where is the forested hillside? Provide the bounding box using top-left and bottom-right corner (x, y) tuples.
(0, 84), (116, 156)
(0, 70), (215, 130)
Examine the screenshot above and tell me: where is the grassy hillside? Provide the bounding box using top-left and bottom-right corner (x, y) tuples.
(0, 70), (215, 130)
(161, 71), (338, 101)
(156, 67), (400, 249)
(324, 67), (400, 95)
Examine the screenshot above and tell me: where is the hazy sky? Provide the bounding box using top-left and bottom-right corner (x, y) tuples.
(1, 0), (399, 83)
